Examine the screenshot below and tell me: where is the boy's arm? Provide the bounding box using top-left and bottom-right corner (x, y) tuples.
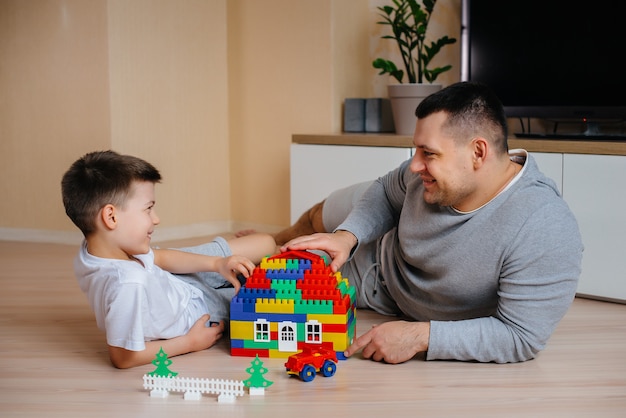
(153, 249), (256, 291)
(108, 315), (223, 369)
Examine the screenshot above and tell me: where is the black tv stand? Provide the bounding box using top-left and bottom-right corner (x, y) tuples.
(514, 120), (626, 141)
(515, 132), (626, 142)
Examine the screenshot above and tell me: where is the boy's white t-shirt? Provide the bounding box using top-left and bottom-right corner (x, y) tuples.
(74, 242), (208, 351)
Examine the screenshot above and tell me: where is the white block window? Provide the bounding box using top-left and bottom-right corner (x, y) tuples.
(305, 320), (322, 344)
(254, 319), (270, 342)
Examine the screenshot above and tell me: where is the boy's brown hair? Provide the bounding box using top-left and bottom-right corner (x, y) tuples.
(61, 150), (162, 237)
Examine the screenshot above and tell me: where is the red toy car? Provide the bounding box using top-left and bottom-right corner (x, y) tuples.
(285, 345), (338, 382)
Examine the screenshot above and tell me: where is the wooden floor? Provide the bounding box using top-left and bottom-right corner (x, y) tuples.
(1, 238), (625, 417)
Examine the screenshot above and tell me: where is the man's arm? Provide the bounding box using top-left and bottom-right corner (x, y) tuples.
(334, 161), (412, 250)
(428, 203), (583, 363)
(108, 315), (223, 369)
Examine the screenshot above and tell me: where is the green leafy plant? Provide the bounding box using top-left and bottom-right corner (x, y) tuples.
(373, 0), (457, 84)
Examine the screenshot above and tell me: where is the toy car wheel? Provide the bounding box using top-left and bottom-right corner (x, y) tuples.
(321, 359), (337, 377)
(299, 364), (316, 382)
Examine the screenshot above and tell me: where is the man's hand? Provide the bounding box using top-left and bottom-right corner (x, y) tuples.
(281, 230), (357, 273)
(344, 321), (430, 364)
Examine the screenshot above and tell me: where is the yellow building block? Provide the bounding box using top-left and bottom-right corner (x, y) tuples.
(255, 298), (295, 314)
(267, 349), (298, 359)
(260, 257), (287, 270)
(320, 332), (350, 351)
(229, 320), (253, 340)
(307, 312), (350, 325)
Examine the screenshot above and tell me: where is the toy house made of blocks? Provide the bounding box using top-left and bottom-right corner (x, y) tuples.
(230, 250), (357, 359)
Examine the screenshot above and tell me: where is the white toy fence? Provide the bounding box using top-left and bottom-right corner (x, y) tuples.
(143, 375), (245, 402)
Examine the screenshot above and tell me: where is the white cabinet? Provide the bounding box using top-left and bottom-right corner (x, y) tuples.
(290, 144), (412, 223)
(562, 154), (626, 302)
(290, 143), (626, 303)
(526, 153), (625, 302)
(530, 152), (563, 193)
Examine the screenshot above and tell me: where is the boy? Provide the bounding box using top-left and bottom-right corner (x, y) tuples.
(61, 150), (276, 368)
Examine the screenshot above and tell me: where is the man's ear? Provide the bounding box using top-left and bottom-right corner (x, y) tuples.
(471, 137), (489, 169)
(100, 204), (118, 230)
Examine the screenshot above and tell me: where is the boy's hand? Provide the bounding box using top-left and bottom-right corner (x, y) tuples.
(215, 255), (256, 292)
(186, 315), (225, 351)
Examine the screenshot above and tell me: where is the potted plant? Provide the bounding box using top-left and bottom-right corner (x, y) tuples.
(373, 0), (457, 134)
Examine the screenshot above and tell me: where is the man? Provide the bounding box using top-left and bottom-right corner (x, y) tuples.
(279, 82), (583, 364)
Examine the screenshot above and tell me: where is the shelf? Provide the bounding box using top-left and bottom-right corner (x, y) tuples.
(292, 133), (626, 156)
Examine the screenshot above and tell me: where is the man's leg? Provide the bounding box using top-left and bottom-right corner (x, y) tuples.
(273, 181), (373, 245)
(273, 200), (325, 245)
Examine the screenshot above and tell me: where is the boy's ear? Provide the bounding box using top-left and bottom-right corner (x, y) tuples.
(101, 204), (118, 230)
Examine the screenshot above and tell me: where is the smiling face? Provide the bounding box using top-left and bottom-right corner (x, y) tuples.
(409, 112), (478, 210)
(112, 180), (160, 258)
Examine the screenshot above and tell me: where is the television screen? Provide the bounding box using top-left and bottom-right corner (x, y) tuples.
(461, 0), (626, 138)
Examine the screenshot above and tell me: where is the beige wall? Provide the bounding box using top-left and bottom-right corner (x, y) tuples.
(227, 0), (335, 227)
(107, 0), (231, 229)
(0, 0), (111, 236)
(0, 0), (461, 243)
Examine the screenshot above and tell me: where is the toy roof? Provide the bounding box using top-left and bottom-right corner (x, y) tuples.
(267, 250), (324, 263)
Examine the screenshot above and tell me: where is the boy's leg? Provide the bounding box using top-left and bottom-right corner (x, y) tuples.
(176, 238), (234, 288)
(226, 233), (277, 263)
(175, 238), (237, 322)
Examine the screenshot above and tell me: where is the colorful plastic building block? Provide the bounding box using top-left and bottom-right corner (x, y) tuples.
(284, 345), (338, 382)
(230, 250), (357, 359)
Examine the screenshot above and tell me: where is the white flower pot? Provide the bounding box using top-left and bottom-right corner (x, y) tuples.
(388, 84), (442, 135)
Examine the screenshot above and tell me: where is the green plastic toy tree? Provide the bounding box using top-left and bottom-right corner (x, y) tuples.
(147, 347), (178, 378)
(243, 355), (273, 388)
